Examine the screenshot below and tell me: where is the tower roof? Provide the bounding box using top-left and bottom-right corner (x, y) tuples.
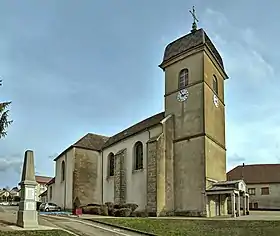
(160, 28), (224, 71)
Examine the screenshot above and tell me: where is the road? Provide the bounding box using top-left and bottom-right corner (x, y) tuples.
(1, 206), (147, 236)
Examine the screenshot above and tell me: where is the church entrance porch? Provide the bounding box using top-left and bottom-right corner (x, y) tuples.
(205, 180), (249, 218)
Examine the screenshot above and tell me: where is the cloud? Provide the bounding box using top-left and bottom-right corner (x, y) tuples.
(0, 154), (22, 174)
(202, 8), (280, 169)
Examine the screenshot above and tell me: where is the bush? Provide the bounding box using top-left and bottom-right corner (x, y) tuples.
(100, 205), (108, 216)
(131, 210), (148, 217)
(87, 203), (101, 207)
(118, 208), (132, 217)
(122, 203), (138, 212)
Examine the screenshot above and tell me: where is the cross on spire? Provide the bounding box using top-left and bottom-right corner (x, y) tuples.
(189, 6), (199, 33)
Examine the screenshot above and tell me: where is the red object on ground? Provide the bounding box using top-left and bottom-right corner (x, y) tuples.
(73, 208), (82, 215)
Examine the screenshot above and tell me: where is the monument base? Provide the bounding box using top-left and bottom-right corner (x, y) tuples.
(17, 210), (38, 229)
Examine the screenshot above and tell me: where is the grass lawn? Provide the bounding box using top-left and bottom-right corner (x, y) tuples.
(0, 230), (72, 236)
(94, 218), (280, 236)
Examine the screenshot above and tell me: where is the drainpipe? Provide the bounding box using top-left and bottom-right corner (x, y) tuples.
(101, 150), (104, 204)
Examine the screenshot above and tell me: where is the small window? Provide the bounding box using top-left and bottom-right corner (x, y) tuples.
(261, 187), (269, 195)
(134, 142), (143, 170)
(178, 69), (189, 89)
(248, 188), (256, 195)
(61, 161), (65, 182)
(213, 75), (218, 95)
(108, 153), (115, 177)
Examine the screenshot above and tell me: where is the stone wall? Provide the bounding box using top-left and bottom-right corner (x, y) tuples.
(146, 138), (158, 215)
(114, 149), (127, 204)
(72, 148), (101, 208)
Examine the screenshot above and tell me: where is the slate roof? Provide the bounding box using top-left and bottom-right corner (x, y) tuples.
(227, 164), (280, 184)
(54, 112), (164, 161)
(160, 28), (225, 72)
(35, 176), (52, 184)
(103, 112), (164, 148)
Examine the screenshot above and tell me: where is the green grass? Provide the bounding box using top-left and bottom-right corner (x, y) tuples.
(94, 218), (280, 236)
(0, 230), (72, 236)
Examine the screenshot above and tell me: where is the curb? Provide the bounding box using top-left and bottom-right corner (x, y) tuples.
(87, 219), (157, 236)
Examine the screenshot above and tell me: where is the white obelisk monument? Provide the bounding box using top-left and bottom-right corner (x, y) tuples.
(17, 150), (38, 228)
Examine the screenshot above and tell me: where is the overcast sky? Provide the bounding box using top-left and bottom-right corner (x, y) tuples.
(0, 0), (279, 188)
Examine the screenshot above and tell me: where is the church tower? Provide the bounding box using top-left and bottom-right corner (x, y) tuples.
(159, 9), (228, 216)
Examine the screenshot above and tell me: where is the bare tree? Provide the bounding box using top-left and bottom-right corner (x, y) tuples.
(0, 79), (13, 138)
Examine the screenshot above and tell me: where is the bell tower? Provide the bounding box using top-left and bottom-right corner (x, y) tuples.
(159, 8), (228, 216)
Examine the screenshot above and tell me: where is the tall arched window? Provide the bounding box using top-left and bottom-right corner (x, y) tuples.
(178, 69), (189, 89)
(108, 153), (115, 177)
(61, 161), (65, 182)
(213, 75), (218, 95)
(134, 141), (143, 170)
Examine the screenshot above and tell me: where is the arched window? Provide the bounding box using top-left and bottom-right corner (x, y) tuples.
(61, 161), (65, 182)
(108, 153), (115, 177)
(213, 75), (218, 95)
(134, 141), (143, 170)
(178, 69), (189, 89)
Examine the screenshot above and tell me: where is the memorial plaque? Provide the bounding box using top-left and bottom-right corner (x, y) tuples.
(25, 187), (35, 200)
(26, 202), (35, 211)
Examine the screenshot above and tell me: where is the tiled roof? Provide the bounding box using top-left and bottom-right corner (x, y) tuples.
(160, 28), (225, 72)
(103, 112), (164, 148)
(227, 164), (280, 184)
(46, 177), (55, 186)
(73, 133), (109, 151)
(35, 176), (52, 184)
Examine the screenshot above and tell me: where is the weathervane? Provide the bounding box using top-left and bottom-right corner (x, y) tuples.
(189, 6), (199, 33)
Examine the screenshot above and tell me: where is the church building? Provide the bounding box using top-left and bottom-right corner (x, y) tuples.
(48, 20), (249, 217)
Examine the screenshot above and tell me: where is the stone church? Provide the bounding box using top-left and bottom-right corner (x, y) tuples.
(46, 25), (250, 217)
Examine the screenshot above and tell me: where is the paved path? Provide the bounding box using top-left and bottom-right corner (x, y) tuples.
(42, 215), (147, 236)
(0, 206), (147, 236)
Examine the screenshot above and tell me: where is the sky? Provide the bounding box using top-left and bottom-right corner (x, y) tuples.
(0, 0), (279, 188)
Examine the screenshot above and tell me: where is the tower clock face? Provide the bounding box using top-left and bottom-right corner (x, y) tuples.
(177, 89), (189, 102)
(213, 94), (219, 108)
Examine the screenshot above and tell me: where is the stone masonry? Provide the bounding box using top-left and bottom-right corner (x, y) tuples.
(114, 149), (127, 204)
(73, 148), (100, 207)
(146, 138), (158, 215)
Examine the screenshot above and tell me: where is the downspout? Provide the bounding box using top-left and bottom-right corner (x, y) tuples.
(101, 150), (104, 204)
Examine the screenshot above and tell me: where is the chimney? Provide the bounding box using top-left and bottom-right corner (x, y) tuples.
(241, 163), (245, 180)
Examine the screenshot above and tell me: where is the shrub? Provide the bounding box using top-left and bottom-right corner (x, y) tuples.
(131, 210), (148, 217)
(87, 203), (101, 207)
(122, 203), (138, 212)
(118, 208), (132, 217)
(100, 204), (109, 216)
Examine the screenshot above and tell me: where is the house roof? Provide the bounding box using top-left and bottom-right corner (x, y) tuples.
(46, 177), (55, 186)
(227, 164), (280, 184)
(53, 112), (164, 161)
(39, 190), (47, 197)
(160, 28), (226, 73)
(35, 176), (52, 184)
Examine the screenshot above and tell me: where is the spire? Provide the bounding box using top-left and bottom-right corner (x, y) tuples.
(189, 6), (199, 33)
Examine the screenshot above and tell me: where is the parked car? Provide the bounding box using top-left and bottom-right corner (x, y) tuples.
(39, 202), (61, 212)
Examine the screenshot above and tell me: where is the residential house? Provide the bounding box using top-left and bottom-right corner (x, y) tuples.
(227, 164), (280, 210)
